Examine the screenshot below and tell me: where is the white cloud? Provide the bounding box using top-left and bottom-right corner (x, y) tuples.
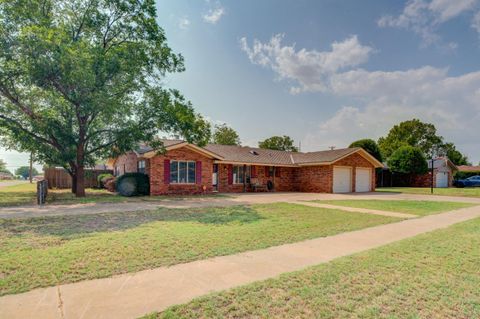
(378, 0), (478, 47)
(203, 5), (225, 24)
(240, 34), (373, 93)
(303, 67), (480, 162)
(472, 11), (480, 33)
(178, 17), (190, 30)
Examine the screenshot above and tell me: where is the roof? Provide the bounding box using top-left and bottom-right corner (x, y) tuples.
(130, 139), (383, 168)
(457, 165), (480, 172)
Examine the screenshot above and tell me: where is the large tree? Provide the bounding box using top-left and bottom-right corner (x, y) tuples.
(439, 142), (470, 166)
(349, 139), (382, 162)
(15, 166), (38, 180)
(259, 135), (298, 152)
(211, 124), (241, 145)
(378, 119), (443, 159)
(387, 146), (428, 175)
(0, 158), (11, 175)
(0, 0), (209, 196)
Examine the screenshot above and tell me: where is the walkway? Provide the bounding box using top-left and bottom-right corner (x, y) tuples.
(289, 201), (417, 219)
(1, 192), (480, 219)
(1, 205), (479, 319)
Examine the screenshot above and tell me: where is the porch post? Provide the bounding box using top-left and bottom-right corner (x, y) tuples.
(243, 164), (247, 192)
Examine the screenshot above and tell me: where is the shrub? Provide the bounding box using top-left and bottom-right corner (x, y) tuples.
(97, 173), (114, 188)
(104, 177), (116, 192)
(116, 172), (149, 197)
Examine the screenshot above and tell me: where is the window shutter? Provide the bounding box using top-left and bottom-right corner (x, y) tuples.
(265, 166), (270, 177)
(164, 159), (170, 184)
(251, 166), (257, 178)
(275, 167), (281, 177)
(196, 161), (202, 184)
(228, 165), (233, 185)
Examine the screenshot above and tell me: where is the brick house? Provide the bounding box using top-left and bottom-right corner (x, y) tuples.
(110, 140), (383, 195)
(377, 157), (457, 188)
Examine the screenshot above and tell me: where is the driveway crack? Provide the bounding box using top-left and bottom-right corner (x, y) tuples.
(57, 286), (65, 319)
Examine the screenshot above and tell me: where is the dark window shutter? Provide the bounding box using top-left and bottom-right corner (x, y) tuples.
(228, 165), (233, 185)
(265, 166), (270, 177)
(275, 167), (281, 177)
(164, 159), (170, 184)
(196, 161), (202, 184)
(251, 166), (257, 178)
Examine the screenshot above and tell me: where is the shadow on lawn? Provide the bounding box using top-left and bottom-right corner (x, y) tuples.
(0, 206), (264, 239)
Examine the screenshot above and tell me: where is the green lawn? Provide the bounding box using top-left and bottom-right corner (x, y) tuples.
(0, 203), (400, 296)
(149, 217), (480, 319)
(314, 199), (475, 216)
(0, 183), (225, 207)
(377, 187), (480, 198)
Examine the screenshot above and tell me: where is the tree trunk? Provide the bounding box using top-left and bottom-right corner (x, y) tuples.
(75, 144), (86, 197)
(76, 164), (85, 197)
(71, 173), (77, 194)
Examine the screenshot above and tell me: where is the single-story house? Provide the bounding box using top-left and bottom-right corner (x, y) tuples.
(457, 165), (480, 173)
(110, 139), (383, 195)
(377, 157), (457, 188)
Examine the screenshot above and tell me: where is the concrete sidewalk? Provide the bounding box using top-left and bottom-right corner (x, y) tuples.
(289, 201), (417, 219)
(1, 205), (479, 319)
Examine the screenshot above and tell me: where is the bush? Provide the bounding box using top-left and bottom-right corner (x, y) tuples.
(97, 173), (114, 188)
(116, 172), (149, 197)
(104, 177), (116, 192)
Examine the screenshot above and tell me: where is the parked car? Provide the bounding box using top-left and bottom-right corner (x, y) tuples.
(454, 175), (480, 188)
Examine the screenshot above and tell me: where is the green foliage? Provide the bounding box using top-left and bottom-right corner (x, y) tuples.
(0, 158), (11, 175)
(97, 173), (114, 188)
(116, 172), (149, 196)
(349, 139), (382, 162)
(378, 119), (443, 159)
(439, 143), (470, 166)
(258, 135), (298, 152)
(454, 171), (480, 180)
(211, 124), (241, 145)
(0, 0), (209, 196)
(14, 166), (38, 179)
(387, 146), (428, 175)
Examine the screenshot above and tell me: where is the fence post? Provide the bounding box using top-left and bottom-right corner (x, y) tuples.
(37, 180), (48, 205)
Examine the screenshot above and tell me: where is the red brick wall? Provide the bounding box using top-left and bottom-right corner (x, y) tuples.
(149, 148), (214, 195)
(114, 152), (139, 176)
(294, 165), (332, 193)
(410, 169), (453, 188)
(334, 153), (375, 192)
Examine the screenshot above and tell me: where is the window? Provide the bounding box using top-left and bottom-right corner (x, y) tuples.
(137, 160), (146, 174)
(170, 161), (196, 184)
(233, 165), (250, 184)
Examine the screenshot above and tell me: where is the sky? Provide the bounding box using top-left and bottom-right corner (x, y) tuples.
(1, 0), (480, 172)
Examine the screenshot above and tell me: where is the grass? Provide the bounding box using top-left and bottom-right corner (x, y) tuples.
(148, 217), (480, 319)
(0, 203), (400, 296)
(0, 183), (37, 206)
(314, 199), (476, 216)
(0, 183), (228, 207)
(377, 187), (480, 198)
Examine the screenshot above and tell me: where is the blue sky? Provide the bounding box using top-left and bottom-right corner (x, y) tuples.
(2, 0), (480, 171)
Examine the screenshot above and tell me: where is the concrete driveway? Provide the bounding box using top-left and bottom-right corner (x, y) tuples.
(1, 191), (480, 219)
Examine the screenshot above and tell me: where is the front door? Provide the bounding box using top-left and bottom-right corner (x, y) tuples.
(212, 164), (218, 191)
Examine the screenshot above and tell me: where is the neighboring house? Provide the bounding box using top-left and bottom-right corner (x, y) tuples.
(0, 172), (13, 180)
(110, 139), (383, 195)
(457, 165), (480, 173)
(377, 157), (457, 188)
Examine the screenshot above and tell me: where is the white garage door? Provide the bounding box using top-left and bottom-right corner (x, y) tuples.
(436, 172), (448, 188)
(333, 167), (352, 193)
(355, 168), (371, 192)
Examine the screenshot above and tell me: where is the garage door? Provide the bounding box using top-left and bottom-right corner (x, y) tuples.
(355, 168), (371, 192)
(436, 172), (448, 188)
(333, 167), (352, 193)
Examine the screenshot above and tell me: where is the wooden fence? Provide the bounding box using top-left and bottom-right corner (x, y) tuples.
(44, 167), (113, 189)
